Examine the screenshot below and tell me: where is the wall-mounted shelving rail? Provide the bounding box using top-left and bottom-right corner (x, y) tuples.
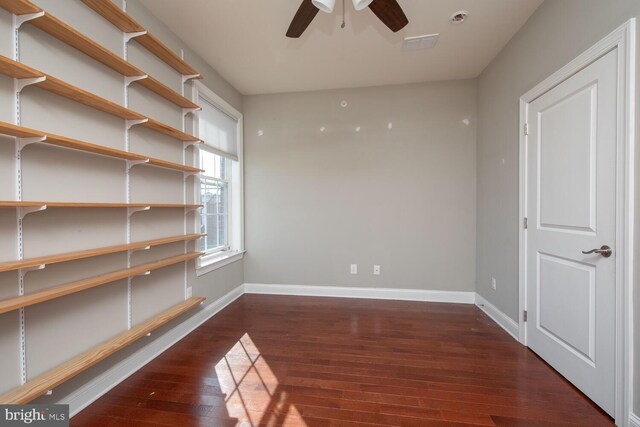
(0, 0), (201, 109)
(0, 297), (206, 404)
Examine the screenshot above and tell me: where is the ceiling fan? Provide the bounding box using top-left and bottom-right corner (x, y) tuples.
(286, 0), (408, 38)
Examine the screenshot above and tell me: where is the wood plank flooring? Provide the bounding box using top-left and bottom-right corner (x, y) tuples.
(72, 294), (614, 426)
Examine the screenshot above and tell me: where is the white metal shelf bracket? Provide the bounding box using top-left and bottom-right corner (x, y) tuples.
(185, 206), (201, 214)
(17, 205), (46, 220)
(19, 264), (45, 276)
(14, 11), (44, 29)
(183, 171), (201, 180)
(17, 136), (46, 151)
(125, 118), (148, 130)
(125, 75), (147, 86)
(128, 245), (151, 254)
(125, 31), (147, 42)
(126, 159), (149, 170)
(182, 74), (200, 84)
(15, 76), (45, 93)
(127, 206), (150, 217)
(182, 107), (200, 116)
(133, 270), (151, 277)
(184, 140), (201, 149)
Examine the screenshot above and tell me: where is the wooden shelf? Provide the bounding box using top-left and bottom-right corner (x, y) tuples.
(40, 74), (145, 120)
(81, 0), (144, 33)
(135, 33), (200, 77)
(147, 157), (202, 173)
(36, 14), (144, 77)
(0, 201), (202, 209)
(0, 122), (203, 173)
(0, 121), (42, 138)
(0, 234), (204, 273)
(0, 54), (42, 79)
(141, 118), (201, 143)
(80, 0), (200, 77)
(0, 296), (205, 404)
(0, 56), (144, 120)
(133, 75), (200, 109)
(0, 0), (39, 15)
(0, 252), (202, 315)
(0, 122), (144, 160)
(0, 56), (201, 143)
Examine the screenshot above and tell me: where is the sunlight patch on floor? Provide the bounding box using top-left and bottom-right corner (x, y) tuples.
(215, 333), (306, 426)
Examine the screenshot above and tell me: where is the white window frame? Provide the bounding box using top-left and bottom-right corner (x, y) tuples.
(192, 81), (244, 276)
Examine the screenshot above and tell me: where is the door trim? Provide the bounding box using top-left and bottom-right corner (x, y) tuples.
(518, 19), (635, 425)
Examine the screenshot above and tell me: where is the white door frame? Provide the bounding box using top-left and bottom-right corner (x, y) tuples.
(518, 19), (635, 425)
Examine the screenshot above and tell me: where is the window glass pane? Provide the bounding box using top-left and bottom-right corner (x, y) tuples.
(201, 150), (226, 180)
(199, 153), (229, 254)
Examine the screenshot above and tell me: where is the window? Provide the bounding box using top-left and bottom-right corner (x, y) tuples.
(193, 82), (243, 274)
(200, 151), (230, 254)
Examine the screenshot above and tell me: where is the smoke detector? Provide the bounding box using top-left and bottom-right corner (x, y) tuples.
(402, 33), (439, 51)
(450, 10), (468, 24)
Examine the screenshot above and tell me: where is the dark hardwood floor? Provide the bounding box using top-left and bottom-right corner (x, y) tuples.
(72, 294), (614, 426)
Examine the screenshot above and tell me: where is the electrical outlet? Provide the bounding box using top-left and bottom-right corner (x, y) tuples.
(186, 286), (193, 298)
(350, 264), (358, 274)
(491, 277), (497, 291)
(373, 265), (381, 275)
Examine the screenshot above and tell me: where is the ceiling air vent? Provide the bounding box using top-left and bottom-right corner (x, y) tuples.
(402, 33), (439, 51)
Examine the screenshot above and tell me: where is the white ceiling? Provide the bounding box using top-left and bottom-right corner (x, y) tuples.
(140, 0), (543, 95)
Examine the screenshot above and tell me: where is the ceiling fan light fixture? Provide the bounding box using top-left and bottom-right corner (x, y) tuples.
(352, 0), (374, 11)
(312, 0), (335, 13)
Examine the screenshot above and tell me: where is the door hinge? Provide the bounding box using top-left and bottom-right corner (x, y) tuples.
(523, 310), (528, 322)
(524, 217), (528, 229)
(524, 123), (529, 136)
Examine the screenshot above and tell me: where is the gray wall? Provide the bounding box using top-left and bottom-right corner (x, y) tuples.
(474, 0), (640, 416)
(243, 81), (477, 292)
(0, 0), (243, 409)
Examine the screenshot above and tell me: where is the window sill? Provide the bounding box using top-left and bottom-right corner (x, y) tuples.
(196, 250), (245, 277)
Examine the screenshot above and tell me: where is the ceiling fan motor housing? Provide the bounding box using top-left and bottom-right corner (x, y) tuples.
(287, 0), (409, 38)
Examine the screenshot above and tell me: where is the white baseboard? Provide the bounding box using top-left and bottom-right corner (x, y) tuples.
(629, 412), (640, 427)
(244, 283), (476, 304)
(62, 284), (244, 417)
(475, 293), (520, 341)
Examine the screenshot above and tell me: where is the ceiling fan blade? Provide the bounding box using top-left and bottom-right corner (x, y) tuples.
(368, 0), (408, 32)
(286, 0), (320, 38)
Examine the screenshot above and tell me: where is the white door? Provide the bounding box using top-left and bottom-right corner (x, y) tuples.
(526, 49), (617, 415)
